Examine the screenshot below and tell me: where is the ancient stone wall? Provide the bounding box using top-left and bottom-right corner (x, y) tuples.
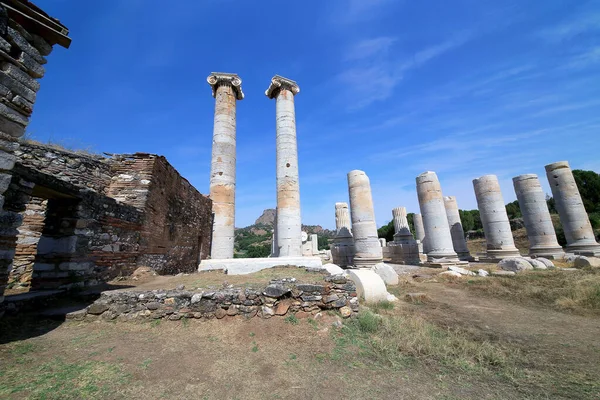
(1, 145), (212, 292)
(15, 142), (113, 193)
(138, 156), (212, 274)
(8, 195), (45, 288)
(66, 275), (358, 322)
(0, 1), (71, 314)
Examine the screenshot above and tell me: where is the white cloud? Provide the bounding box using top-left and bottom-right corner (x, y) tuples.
(345, 37), (397, 61)
(537, 12), (600, 43)
(336, 0), (395, 24)
(338, 32), (472, 109)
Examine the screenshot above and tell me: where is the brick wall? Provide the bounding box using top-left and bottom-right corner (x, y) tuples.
(138, 156), (212, 274)
(3, 147), (212, 290)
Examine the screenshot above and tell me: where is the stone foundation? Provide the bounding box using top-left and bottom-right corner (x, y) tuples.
(67, 275), (358, 321)
(199, 256), (323, 275)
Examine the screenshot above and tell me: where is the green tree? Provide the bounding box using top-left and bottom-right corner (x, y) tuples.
(246, 244), (271, 258)
(317, 235), (330, 250)
(407, 213), (415, 236)
(505, 200), (522, 219)
(377, 220), (395, 243)
(573, 169), (600, 213)
(546, 194), (557, 214)
(459, 209), (475, 232)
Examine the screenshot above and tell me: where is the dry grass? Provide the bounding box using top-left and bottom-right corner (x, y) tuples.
(462, 268), (600, 314)
(466, 228), (531, 256)
(336, 309), (522, 378)
(114, 266), (327, 291)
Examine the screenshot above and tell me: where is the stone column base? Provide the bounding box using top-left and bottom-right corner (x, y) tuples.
(478, 248), (521, 263)
(353, 256), (383, 268)
(566, 243), (600, 257)
(529, 246), (565, 260)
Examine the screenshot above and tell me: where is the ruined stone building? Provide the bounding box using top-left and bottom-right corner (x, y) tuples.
(3, 142), (212, 291)
(0, 2), (213, 316)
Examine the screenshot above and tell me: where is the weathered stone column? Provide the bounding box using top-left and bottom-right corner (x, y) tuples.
(545, 161), (600, 255)
(392, 207), (413, 242)
(473, 175), (520, 260)
(413, 213), (427, 250)
(266, 76), (302, 257)
(310, 234), (318, 255)
(270, 208), (279, 257)
(443, 196), (472, 260)
(513, 174), (565, 259)
(332, 202), (355, 267)
(347, 170), (382, 267)
(335, 202), (352, 237)
(207, 73), (243, 259)
(416, 172), (457, 261)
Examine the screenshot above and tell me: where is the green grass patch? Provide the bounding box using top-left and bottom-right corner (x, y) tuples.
(334, 310), (521, 376)
(284, 315), (299, 325)
(0, 357), (129, 399)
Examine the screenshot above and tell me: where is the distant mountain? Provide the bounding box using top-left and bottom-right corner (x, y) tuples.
(255, 208), (276, 226)
(244, 209), (335, 238)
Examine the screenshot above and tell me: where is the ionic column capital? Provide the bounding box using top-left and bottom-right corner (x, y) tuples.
(207, 72), (244, 100)
(265, 75), (300, 99)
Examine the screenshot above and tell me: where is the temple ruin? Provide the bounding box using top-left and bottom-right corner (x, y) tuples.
(4, 142), (212, 294)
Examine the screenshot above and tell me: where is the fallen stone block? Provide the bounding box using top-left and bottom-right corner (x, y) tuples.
(440, 270), (463, 278)
(448, 266), (476, 276)
(477, 269), (489, 277)
(491, 270), (516, 277)
(573, 256), (600, 269)
(347, 269), (391, 304)
(372, 262), (399, 285)
(322, 263), (345, 276)
(498, 257), (533, 273)
(535, 257), (555, 269)
(524, 258), (548, 270)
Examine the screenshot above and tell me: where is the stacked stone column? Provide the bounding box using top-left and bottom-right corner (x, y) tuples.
(513, 174), (565, 259)
(389, 206), (421, 264)
(416, 172), (458, 261)
(443, 196), (472, 260)
(347, 170), (382, 267)
(266, 76), (302, 257)
(392, 207), (413, 242)
(473, 175), (520, 261)
(207, 73), (244, 259)
(332, 202), (355, 267)
(545, 161), (600, 255)
(0, 4), (70, 315)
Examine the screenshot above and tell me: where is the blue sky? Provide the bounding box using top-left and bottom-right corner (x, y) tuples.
(29, 0), (600, 229)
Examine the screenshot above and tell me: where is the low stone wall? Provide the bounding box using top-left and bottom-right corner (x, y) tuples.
(68, 275), (359, 322)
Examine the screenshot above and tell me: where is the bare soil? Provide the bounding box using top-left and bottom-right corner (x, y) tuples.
(2, 268), (600, 399)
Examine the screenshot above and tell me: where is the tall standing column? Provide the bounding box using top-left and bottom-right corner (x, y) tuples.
(392, 207), (413, 242)
(266, 76), (302, 257)
(348, 170), (382, 267)
(545, 161), (600, 255)
(413, 213), (427, 251)
(473, 175), (520, 261)
(416, 172), (458, 261)
(207, 73), (244, 259)
(513, 174), (565, 259)
(443, 196), (472, 260)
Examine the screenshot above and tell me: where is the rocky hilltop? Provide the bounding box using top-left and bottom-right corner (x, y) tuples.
(255, 208), (276, 226)
(249, 209), (335, 238)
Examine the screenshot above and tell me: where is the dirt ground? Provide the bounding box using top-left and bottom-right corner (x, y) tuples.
(2, 266), (599, 399)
